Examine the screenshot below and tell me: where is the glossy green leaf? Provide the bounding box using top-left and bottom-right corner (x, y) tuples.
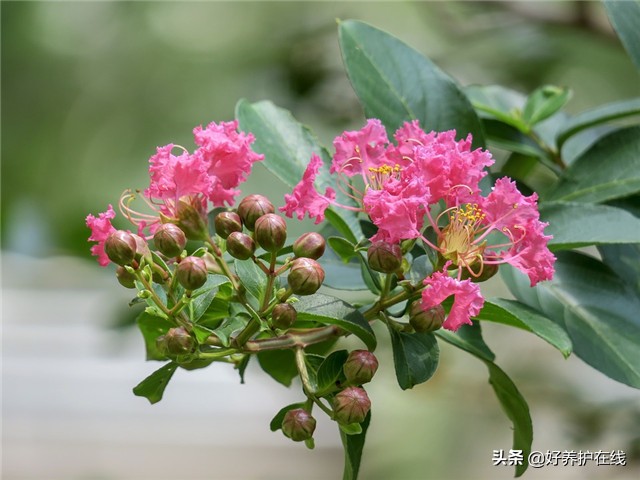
(136, 311), (173, 361)
(316, 349), (349, 393)
(598, 243), (640, 298)
(477, 298), (572, 358)
(539, 201), (640, 249)
(340, 411), (371, 480)
(329, 236), (357, 263)
(339, 20), (485, 148)
(258, 349), (298, 387)
(211, 315), (248, 347)
(548, 126), (640, 203)
(269, 402), (307, 432)
(604, 0), (640, 72)
(522, 85), (572, 127)
(197, 283), (233, 328)
(235, 99), (362, 240)
(556, 97), (640, 148)
(320, 256), (369, 291)
(234, 259), (268, 305)
(501, 251), (640, 388)
(387, 326), (439, 390)
(437, 324), (532, 477)
(189, 274), (231, 322)
(133, 362), (178, 405)
(294, 294), (377, 351)
(192, 324), (214, 344)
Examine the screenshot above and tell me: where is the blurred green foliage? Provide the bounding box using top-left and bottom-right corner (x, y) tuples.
(2, 1), (638, 259)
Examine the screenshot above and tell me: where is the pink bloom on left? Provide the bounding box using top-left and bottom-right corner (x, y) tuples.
(86, 205), (116, 266)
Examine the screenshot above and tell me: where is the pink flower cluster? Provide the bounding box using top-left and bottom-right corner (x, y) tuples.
(87, 120), (263, 265)
(281, 119), (555, 331)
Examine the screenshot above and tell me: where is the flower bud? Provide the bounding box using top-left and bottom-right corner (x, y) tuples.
(293, 232), (326, 260)
(226, 231), (256, 260)
(409, 301), (444, 333)
(237, 194), (275, 231)
(132, 234), (152, 264)
(282, 408), (316, 442)
(367, 241), (403, 273)
(153, 223), (187, 258)
(202, 252), (224, 274)
(176, 199), (208, 241)
(157, 327), (194, 356)
(271, 303), (297, 329)
(287, 258), (325, 295)
(116, 265), (136, 289)
(461, 263), (499, 283)
(214, 211), (243, 239)
(333, 387), (371, 425)
(343, 350), (379, 385)
(176, 256), (208, 290)
(254, 213), (287, 253)
(105, 230), (137, 266)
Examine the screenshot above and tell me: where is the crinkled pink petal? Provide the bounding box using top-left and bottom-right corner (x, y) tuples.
(421, 270), (485, 331)
(331, 119), (389, 176)
(391, 120), (437, 164)
(480, 178), (539, 231)
(86, 205), (116, 267)
(280, 154), (335, 224)
(146, 145), (211, 203)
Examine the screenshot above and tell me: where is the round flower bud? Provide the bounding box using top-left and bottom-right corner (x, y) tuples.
(176, 199), (208, 241)
(214, 211), (243, 239)
(132, 234), (152, 264)
(226, 232), (256, 260)
(462, 263), (499, 283)
(254, 213), (287, 253)
(367, 241), (403, 273)
(409, 301), (445, 333)
(116, 265), (136, 289)
(237, 194), (275, 231)
(105, 230), (137, 266)
(293, 232), (326, 260)
(271, 303), (297, 330)
(157, 327), (194, 356)
(153, 223), (187, 258)
(343, 350), (379, 385)
(176, 256), (208, 290)
(282, 408), (316, 442)
(287, 258), (325, 295)
(333, 387), (371, 425)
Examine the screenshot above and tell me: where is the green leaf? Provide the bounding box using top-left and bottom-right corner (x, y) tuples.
(556, 97), (640, 148)
(340, 411), (371, 480)
(548, 126), (640, 203)
(294, 294), (377, 351)
(437, 324), (532, 477)
(539, 201), (640, 250)
(387, 327), (439, 390)
(211, 315), (248, 347)
(258, 349), (299, 387)
(136, 311), (173, 361)
(235, 99), (362, 241)
(234, 258), (268, 305)
(269, 402), (307, 432)
(189, 274), (231, 322)
(522, 85), (572, 127)
(339, 20), (485, 148)
(339, 422), (363, 436)
(604, 0), (640, 72)
(197, 283), (233, 328)
(477, 298), (572, 358)
(192, 324), (214, 344)
(465, 84), (529, 132)
(320, 256), (369, 291)
(316, 350), (349, 393)
(501, 251), (640, 388)
(598, 243), (640, 298)
(328, 236), (357, 263)
(133, 362), (178, 405)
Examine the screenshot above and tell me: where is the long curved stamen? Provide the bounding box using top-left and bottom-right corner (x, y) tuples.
(419, 234), (439, 252)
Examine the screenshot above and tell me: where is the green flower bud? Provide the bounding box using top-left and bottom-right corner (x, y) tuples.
(176, 256), (208, 290)
(293, 232), (326, 260)
(282, 408), (316, 442)
(237, 194), (275, 231)
(333, 387), (371, 425)
(214, 211), (243, 239)
(271, 303), (297, 329)
(287, 258), (325, 295)
(116, 265), (136, 289)
(367, 241), (403, 273)
(132, 234), (152, 264)
(254, 213), (287, 253)
(343, 350), (379, 385)
(105, 230), (137, 266)
(176, 199), (208, 241)
(153, 223), (187, 258)
(409, 301), (444, 333)
(226, 231), (256, 260)
(157, 327), (194, 356)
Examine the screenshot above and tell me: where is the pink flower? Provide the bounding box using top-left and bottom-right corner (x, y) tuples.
(86, 205), (116, 266)
(421, 268), (485, 331)
(280, 154), (336, 224)
(193, 120), (264, 206)
(331, 119), (389, 177)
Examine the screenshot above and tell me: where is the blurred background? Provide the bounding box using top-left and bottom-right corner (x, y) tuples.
(2, 1), (639, 479)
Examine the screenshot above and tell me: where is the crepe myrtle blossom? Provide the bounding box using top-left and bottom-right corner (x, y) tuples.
(282, 119), (555, 330)
(117, 120), (263, 237)
(86, 204), (117, 266)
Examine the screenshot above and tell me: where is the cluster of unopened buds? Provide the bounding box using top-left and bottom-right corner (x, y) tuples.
(86, 116), (554, 447)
